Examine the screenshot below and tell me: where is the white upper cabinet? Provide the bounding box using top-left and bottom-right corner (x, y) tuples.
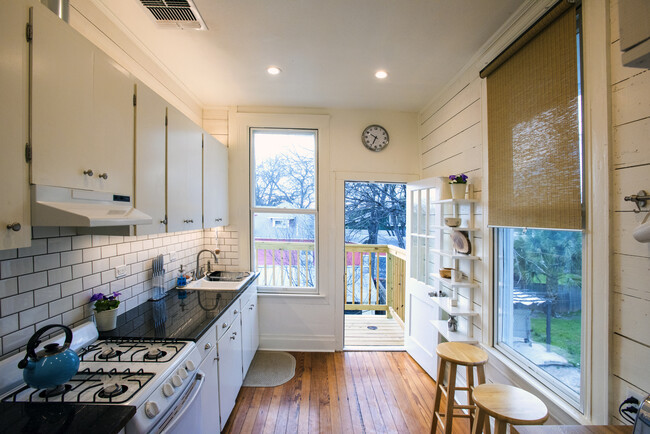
(0, 0), (30, 250)
(134, 83), (167, 235)
(31, 5), (134, 195)
(167, 107), (203, 232)
(203, 133), (229, 228)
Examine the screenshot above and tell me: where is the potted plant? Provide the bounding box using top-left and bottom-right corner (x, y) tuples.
(91, 292), (121, 331)
(448, 173), (468, 199)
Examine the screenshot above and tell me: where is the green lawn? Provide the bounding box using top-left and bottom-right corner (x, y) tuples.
(530, 311), (581, 366)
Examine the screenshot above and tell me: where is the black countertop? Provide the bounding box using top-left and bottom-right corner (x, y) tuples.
(100, 274), (259, 341)
(0, 402), (136, 434)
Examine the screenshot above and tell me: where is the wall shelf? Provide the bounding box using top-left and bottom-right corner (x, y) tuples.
(429, 295), (479, 316)
(429, 273), (479, 288)
(430, 320), (478, 344)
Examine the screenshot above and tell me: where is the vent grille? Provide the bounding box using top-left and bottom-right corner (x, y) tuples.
(138, 0), (207, 30)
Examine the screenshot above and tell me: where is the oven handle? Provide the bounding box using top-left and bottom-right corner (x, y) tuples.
(157, 371), (205, 434)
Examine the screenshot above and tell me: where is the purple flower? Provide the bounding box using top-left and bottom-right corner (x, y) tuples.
(112, 292), (121, 298)
(90, 293), (104, 302)
(449, 175), (455, 181)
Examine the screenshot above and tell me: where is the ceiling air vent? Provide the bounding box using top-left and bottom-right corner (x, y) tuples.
(139, 0), (208, 30)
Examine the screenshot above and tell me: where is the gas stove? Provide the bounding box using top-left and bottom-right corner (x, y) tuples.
(78, 338), (188, 364)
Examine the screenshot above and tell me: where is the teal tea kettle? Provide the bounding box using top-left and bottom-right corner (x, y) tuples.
(17, 324), (80, 389)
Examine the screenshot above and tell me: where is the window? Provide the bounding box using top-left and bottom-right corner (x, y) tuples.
(250, 128), (317, 293)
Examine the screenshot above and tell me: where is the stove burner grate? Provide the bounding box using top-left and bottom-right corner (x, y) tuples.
(98, 383), (128, 399)
(38, 384), (72, 398)
(144, 348), (167, 360)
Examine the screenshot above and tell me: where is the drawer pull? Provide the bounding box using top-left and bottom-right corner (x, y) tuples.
(233, 310), (238, 314)
(204, 343), (212, 350)
(230, 335), (236, 340)
(98, 172), (108, 180)
(222, 323), (228, 328)
(83, 169), (93, 177)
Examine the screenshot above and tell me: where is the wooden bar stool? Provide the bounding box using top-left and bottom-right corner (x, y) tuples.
(432, 342), (489, 434)
(471, 384), (549, 434)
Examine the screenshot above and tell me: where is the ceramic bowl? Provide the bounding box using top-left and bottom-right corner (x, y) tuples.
(439, 268), (452, 279)
(444, 217), (461, 227)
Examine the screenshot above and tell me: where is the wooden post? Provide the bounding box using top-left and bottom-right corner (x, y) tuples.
(387, 253), (394, 319)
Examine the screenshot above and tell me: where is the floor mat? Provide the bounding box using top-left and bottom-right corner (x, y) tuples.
(243, 351), (296, 387)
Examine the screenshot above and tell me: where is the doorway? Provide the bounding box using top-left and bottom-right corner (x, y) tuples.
(343, 181), (407, 348)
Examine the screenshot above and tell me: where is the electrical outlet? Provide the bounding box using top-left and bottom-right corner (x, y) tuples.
(624, 386), (645, 409)
(169, 251), (177, 261)
(115, 265), (127, 278)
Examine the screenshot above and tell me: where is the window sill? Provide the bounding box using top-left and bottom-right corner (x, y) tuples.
(257, 291), (329, 304)
(481, 345), (593, 426)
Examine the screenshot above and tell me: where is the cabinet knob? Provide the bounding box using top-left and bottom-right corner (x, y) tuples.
(232, 331), (237, 336)
(83, 169), (94, 177)
(222, 323), (228, 328)
(233, 310), (238, 314)
(160, 217), (168, 225)
(215, 218), (222, 222)
(183, 219), (194, 224)
(249, 305), (254, 310)
(6, 223), (21, 232)
(98, 172), (108, 180)
(204, 343), (212, 350)
(230, 335), (236, 340)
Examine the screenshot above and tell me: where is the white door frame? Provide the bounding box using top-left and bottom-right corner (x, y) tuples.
(333, 171), (418, 351)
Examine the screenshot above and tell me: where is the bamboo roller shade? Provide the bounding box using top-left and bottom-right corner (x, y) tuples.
(484, 2), (582, 230)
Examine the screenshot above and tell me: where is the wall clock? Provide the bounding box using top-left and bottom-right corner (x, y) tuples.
(361, 124), (389, 152)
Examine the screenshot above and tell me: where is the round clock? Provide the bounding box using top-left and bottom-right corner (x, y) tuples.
(361, 124), (389, 152)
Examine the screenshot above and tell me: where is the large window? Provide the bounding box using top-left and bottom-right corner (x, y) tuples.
(250, 128), (318, 293)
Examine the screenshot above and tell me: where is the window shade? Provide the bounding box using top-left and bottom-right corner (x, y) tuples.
(484, 1), (582, 230)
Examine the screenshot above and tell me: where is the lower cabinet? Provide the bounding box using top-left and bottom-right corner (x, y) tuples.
(198, 345), (220, 433)
(241, 291), (259, 376)
(217, 315), (243, 431)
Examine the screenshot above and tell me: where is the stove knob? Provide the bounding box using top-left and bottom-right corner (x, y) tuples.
(171, 375), (182, 388)
(145, 401), (160, 419)
(185, 360), (196, 372)
(162, 383), (174, 398)
(177, 367), (188, 380)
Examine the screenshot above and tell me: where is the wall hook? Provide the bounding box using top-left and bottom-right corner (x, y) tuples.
(624, 190), (649, 213)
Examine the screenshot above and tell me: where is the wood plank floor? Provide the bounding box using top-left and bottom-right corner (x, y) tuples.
(223, 351), (470, 434)
(344, 314), (405, 347)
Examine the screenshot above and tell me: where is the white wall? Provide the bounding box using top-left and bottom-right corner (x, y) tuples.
(219, 107), (419, 351)
(608, 0), (650, 423)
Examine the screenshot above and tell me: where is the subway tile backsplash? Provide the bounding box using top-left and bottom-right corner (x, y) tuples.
(0, 226), (240, 359)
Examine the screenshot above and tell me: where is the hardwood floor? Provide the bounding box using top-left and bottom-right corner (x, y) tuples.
(344, 315), (405, 347)
(222, 351), (471, 434)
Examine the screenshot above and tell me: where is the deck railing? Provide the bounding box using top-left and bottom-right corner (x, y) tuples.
(254, 241), (315, 288)
(344, 244), (406, 322)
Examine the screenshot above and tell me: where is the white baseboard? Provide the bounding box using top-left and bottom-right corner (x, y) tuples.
(259, 333), (336, 352)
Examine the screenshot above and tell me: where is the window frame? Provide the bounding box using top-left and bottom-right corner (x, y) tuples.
(249, 127), (320, 294)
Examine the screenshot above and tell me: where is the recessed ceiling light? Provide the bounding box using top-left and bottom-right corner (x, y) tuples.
(375, 70), (388, 79)
(267, 66), (281, 75)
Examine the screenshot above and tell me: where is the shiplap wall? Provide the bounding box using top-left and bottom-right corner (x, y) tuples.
(609, 0), (650, 423)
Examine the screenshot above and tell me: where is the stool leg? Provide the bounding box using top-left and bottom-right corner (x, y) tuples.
(471, 408), (486, 434)
(475, 365), (490, 434)
(444, 363), (457, 434)
(432, 358), (447, 434)
(467, 365), (475, 428)
(494, 419), (507, 434)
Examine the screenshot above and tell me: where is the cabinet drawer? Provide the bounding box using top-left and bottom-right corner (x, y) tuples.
(216, 302), (241, 340)
(196, 324), (217, 361)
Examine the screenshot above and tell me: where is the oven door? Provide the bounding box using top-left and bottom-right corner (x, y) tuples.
(152, 371), (205, 434)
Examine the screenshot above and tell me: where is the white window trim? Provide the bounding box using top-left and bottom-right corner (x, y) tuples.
(480, 0), (610, 424)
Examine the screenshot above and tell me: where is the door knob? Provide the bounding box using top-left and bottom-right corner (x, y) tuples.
(6, 223), (21, 232)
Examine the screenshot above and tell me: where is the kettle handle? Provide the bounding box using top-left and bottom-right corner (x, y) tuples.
(23, 324), (73, 360)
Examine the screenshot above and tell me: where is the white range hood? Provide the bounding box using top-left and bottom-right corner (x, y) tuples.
(31, 185), (152, 234)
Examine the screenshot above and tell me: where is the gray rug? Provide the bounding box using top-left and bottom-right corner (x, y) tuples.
(243, 351), (296, 387)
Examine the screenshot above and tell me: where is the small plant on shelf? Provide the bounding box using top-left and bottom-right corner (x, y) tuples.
(448, 173), (468, 184)
(90, 292), (121, 312)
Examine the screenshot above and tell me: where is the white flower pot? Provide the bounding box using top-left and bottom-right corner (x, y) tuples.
(450, 183), (467, 199)
(95, 309), (118, 331)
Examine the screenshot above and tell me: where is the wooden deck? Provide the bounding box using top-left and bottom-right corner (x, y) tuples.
(344, 314), (404, 347)
(223, 351), (471, 434)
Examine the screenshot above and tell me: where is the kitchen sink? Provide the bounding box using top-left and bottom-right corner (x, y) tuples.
(205, 271), (251, 282)
(184, 271), (254, 291)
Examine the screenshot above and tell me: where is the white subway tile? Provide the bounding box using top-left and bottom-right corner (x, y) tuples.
(101, 244), (117, 258)
(49, 296), (73, 317)
(73, 290), (92, 309)
(32, 226), (59, 239)
(131, 262), (144, 274)
(92, 235), (109, 247)
(60, 250), (83, 266)
(117, 243), (131, 255)
(83, 247), (101, 262)
(59, 227), (77, 236)
(18, 272), (48, 293)
(109, 256), (124, 269)
(0, 314), (19, 336)
(109, 236), (124, 244)
(0, 249), (18, 261)
(72, 262), (92, 279)
(61, 279), (83, 297)
(125, 253), (138, 265)
(1, 293), (33, 315)
(101, 269), (116, 284)
(19, 305), (49, 327)
(36, 315), (62, 330)
(124, 275), (138, 288)
(93, 258), (109, 274)
(130, 241), (143, 251)
(1, 257), (34, 278)
(2, 326), (34, 353)
(62, 307), (84, 326)
(72, 235), (92, 250)
(110, 279), (125, 292)
(0, 278), (18, 298)
(137, 251), (149, 263)
(48, 267), (72, 285)
(83, 273), (102, 290)
(33, 253), (60, 272)
(18, 239), (47, 257)
(34, 284), (61, 305)
(48, 237), (71, 253)
(142, 240), (154, 250)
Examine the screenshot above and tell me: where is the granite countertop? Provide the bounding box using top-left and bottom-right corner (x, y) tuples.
(0, 402), (135, 434)
(99, 273), (259, 341)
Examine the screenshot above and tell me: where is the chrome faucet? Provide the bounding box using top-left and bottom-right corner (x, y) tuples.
(195, 249), (219, 280)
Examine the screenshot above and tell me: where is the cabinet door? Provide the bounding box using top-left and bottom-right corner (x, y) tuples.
(241, 292), (258, 376)
(31, 5), (94, 190)
(198, 346), (220, 434)
(0, 0), (30, 250)
(167, 108), (203, 232)
(203, 134), (229, 228)
(217, 318), (243, 431)
(91, 51), (134, 195)
(135, 83), (167, 235)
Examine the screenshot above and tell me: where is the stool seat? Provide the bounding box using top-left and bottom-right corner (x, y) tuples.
(437, 342), (489, 366)
(472, 384), (549, 425)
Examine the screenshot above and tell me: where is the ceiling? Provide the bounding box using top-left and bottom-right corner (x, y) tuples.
(95, 0), (523, 112)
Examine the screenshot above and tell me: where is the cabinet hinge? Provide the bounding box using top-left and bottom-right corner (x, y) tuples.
(26, 23), (33, 42)
(25, 143), (32, 163)
(133, 94), (137, 107)
(165, 115), (168, 126)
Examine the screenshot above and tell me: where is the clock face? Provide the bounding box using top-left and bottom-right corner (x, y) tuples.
(362, 125), (389, 152)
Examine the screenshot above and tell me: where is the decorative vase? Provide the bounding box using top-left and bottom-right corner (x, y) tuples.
(450, 183), (467, 199)
(95, 309), (118, 331)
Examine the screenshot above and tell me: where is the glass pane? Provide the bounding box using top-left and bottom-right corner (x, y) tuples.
(418, 190), (427, 235)
(252, 129), (316, 209)
(253, 212), (315, 289)
(496, 227), (582, 399)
